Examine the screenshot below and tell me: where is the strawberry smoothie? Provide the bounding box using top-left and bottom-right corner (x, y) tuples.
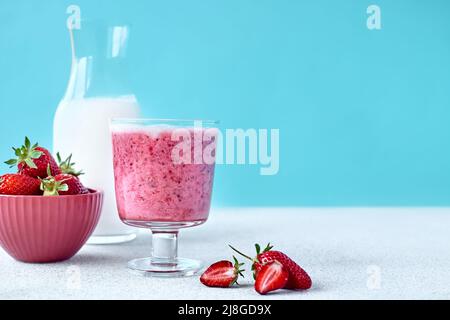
(111, 125), (217, 225)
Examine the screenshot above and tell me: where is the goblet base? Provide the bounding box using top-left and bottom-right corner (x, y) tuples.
(120, 219), (208, 277)
(128, 257), (203, 277)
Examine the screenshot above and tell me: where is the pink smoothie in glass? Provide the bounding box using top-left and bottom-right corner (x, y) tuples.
(111, 126), (217, 224)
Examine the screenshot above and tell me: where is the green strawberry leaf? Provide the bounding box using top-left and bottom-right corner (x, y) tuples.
(13, 148), (21, 157)
(263, 243), (273, 253)
(24, 137), (31, 149)
(57, 152), (84, 177)
(255, 243), (261, 255)
(30, 150), (43, 159)
(4, 159), (17, 166)
(24, 158), (37, 169)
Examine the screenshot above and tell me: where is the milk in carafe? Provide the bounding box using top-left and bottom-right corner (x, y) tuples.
(54, 20), (141, 243)
(54, 96), (140, 242)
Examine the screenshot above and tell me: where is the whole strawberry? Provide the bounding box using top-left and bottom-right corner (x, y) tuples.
(0, 174), (41, 195)
(40, 168), (89, 196)
(200, 257), (245, 288)
(230, 243), (312, 290)
(5, 137), (61, 179)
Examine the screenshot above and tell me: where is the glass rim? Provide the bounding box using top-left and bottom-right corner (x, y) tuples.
(110, 118), (220, 126)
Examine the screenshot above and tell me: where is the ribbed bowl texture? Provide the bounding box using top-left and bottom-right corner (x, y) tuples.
(0, 190), (103, 263)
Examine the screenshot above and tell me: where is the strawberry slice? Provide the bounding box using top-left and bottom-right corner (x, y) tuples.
(255, 260), (289, 295)
(200, 257), (245, 288)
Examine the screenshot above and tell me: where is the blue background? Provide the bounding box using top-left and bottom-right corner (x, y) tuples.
(1, 0), (450, 206)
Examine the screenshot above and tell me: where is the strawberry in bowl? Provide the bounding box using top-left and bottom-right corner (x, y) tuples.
(40, 167), (89, 196)
(0, 174), (41, 195)
(0, 137), (102, 263)
(5, 137), (61, 179)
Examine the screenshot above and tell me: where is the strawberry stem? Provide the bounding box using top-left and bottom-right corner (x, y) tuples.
(229, 245), (253, 261)
(40, 164), (69, 196)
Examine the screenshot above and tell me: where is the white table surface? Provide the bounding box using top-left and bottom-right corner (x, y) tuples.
(1, 207), (450, 300)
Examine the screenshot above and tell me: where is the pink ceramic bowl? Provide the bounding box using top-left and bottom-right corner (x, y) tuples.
(0, 190), (103, 263)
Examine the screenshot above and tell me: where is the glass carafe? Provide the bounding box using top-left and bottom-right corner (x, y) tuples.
(53, 21), (141, 244)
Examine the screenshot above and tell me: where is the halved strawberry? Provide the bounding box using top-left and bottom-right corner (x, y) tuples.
(254, 260), (289, 295)
(200, 257), (245, 288)
(5, 137), (61, 179)
(230, 243), (312, 290)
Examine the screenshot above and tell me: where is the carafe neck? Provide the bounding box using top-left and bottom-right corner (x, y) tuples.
(63, 22), (133, 100)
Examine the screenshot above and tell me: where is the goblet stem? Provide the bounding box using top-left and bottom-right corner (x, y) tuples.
(127, 229), (201, 275)
(151, 231), (179, 263)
